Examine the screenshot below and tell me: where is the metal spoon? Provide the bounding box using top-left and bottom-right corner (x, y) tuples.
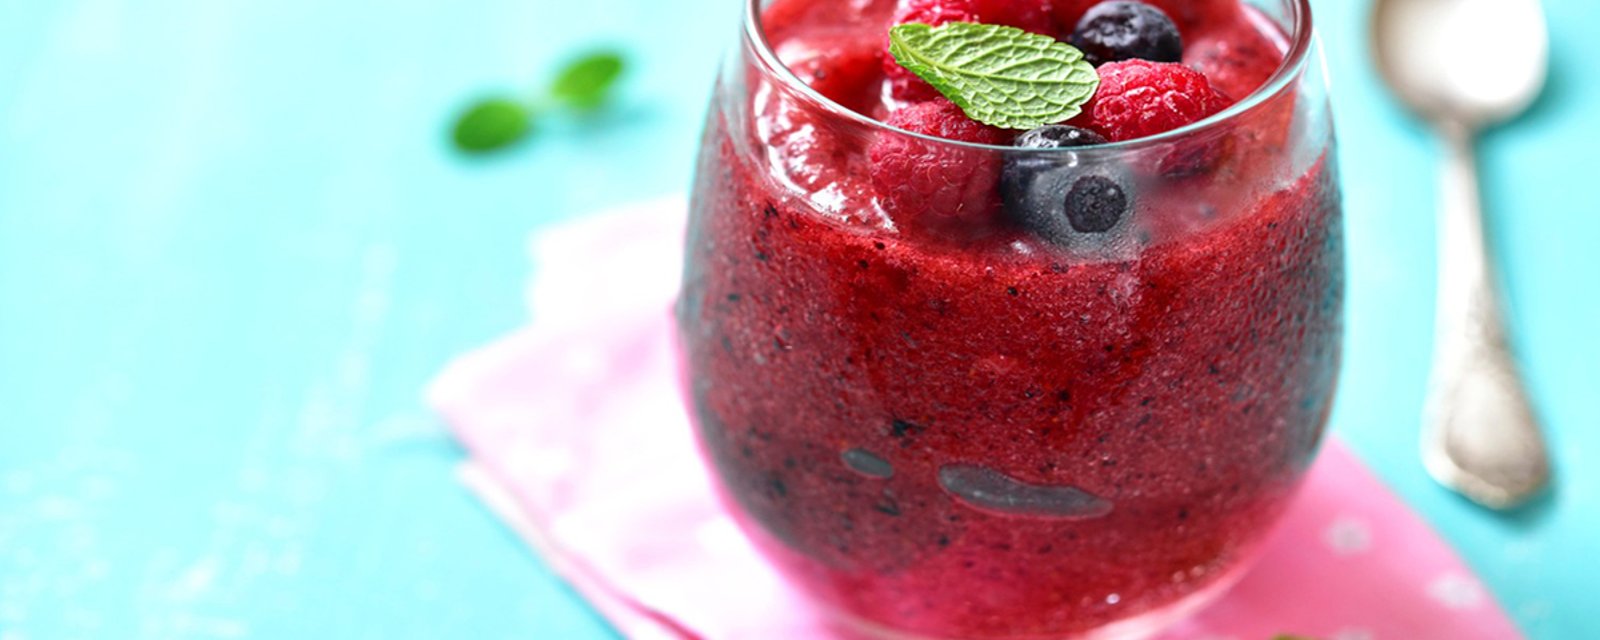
(1371, 0), (1551, 509)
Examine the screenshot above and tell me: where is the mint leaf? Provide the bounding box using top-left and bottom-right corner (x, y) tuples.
(447, 48), (627, 156)
(451, 98), (535, 153)
(889, 22), (1099, 130)
(550, 50), (626, 111)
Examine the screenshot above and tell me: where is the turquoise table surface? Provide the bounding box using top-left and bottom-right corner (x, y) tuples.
(1, 0), (1595, 638)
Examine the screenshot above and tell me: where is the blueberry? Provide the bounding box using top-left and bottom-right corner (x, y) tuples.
(1001, 126), (1132, 247)
(1070, 1), (1183, 66)
(1064, 176), (1127, 232)
(1014, 125), (1108, 150)
(1001, 125), (1105, 214)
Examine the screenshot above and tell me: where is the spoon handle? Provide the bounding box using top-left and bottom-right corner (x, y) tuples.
(1423, 123), (1550, 509)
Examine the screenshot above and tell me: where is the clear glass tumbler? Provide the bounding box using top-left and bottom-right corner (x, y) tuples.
(677, 0), (1341, 637)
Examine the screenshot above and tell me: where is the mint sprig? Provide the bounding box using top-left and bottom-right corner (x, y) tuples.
(889, 22), (1099, 130)
(450, 49), (628, 155)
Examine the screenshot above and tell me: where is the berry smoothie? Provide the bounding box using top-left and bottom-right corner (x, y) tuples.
(679, 0), (1341, 637)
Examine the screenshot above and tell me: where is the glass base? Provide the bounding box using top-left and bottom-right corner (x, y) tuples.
(824, 569), (1247, 640)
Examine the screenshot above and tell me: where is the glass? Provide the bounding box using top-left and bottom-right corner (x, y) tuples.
(677, 0), (1341, 637)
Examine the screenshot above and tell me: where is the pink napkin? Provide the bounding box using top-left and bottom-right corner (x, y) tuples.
(427, 198), (1523, 640)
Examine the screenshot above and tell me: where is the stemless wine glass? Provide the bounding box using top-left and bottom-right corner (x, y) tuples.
(677, 0), (1341, 637)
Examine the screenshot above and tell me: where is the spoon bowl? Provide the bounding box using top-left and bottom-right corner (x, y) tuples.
(1373, 0), (1548, 128)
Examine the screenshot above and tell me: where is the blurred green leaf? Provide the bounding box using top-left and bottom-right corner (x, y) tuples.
(549, 50), (626, 111)
(451, 98), (534, 154)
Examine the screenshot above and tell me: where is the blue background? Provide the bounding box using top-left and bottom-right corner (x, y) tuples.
(0, 0), (1595, 638)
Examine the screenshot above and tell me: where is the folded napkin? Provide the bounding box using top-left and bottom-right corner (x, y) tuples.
(428, 198), (1522, 640)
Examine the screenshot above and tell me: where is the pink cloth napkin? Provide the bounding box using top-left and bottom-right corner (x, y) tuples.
(427, 198), (1523, 640)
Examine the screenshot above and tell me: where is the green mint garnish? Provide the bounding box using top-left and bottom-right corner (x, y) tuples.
(452, 98), (535, 153)
(550, 50), (627, 111)
(888, 22), (1099, 130)
(449, 49), (628, 155)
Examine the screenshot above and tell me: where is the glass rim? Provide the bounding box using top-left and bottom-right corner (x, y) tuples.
(741, 0), (1317, 153)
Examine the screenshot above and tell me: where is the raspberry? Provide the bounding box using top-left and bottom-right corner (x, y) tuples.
(893, 0), (1054, 32)
(971, 0), (1057, 31)
(886, 0), (1056, 102)
(869, 100), (1012, 228)
(895, 0), (980, 25)
(885, 0), (976, 102)
(1072, 59), (1232, 142)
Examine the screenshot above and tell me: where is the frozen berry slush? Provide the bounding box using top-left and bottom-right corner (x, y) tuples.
(678, 0), (1342, 637)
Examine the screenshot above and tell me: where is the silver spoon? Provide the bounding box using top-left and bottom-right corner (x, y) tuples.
(1371, 0), (1551, 509)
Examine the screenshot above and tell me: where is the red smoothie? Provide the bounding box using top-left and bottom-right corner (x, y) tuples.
(679, 0), (1341, 637)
